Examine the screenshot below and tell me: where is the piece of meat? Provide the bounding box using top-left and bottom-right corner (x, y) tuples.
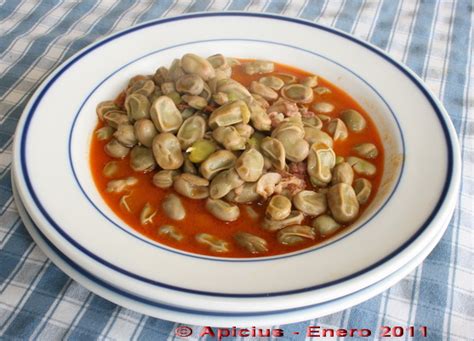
(300, 108), (316, 118)
(203, 104), (218, 113)
(284, 109), (301, 118)
(177, 103), (191, 111)
(287, 161), (307, 179)
(274, 170), (307, 197)
(268, 98), (299, 117)
(268, 111), (285, 128)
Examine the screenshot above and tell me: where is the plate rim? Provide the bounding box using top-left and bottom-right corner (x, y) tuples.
(13, 12), (461, 298)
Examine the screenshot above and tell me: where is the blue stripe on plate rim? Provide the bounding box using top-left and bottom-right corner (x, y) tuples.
(18, 12), (456, 298)
(16, 178), (451, 317)
(68, 37), (405, 262)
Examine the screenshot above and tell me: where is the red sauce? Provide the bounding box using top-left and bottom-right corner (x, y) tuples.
(90, 60), (384, 258)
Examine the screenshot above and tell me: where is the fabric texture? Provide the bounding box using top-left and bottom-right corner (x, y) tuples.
(0, 0), (472, 340)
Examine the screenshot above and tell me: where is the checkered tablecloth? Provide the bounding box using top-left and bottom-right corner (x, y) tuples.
(0, 1), (472, 340)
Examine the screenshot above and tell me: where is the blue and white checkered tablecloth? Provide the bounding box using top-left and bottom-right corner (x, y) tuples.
(0, 1), (472, 340)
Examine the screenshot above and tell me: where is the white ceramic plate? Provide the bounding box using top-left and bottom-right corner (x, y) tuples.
(13, 13), (460, 313)
(12, 174), (452, 327)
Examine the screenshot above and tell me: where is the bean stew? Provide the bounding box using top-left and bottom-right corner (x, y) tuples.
(90, 54), (384, 258)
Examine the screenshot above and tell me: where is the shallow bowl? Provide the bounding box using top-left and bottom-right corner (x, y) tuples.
(13, 12), (460, 316)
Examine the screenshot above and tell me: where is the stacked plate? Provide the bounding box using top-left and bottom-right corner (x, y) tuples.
(12, 13), (460, 327)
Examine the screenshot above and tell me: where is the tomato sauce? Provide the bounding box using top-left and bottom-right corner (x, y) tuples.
(90, 60), (384, 258)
